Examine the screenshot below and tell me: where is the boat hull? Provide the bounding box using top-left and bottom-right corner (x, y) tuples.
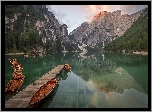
(64, 64), (71, 71)
(5, 74), (25, 95)
(6, 58), (25, 95)
(27, 78), (58, 108)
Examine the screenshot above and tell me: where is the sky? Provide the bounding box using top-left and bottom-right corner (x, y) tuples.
(46, 5), (148, 34)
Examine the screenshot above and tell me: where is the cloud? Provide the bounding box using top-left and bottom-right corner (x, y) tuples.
(66, 20), (70, 23)
(88, 5), (148, 14)
(85, 5), (114, 22)
(89, 5), (102, 13)
(56, 12), (67, 19)
(85, 5), (148, 22)
(85, 14), (94, 23)
(86, 79), (148, 108)
(46, 5), (148, 34)
(46, 5), (67, 24)
(88, 5), (116, 14)
(102, 88), (148, 108)
(119, 5), (148, 14)
(88, 5), (148, 15)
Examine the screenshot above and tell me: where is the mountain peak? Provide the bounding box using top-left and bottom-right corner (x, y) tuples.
(69, 8), (146, 51)
(93, 11), (106, 19)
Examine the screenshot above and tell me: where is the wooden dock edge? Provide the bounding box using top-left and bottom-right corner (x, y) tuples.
(5, 65), (65, 108)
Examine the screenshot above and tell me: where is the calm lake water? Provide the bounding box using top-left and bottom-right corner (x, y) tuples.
(5, 51), (148, 108)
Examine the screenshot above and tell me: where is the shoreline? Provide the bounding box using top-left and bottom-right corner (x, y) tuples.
(104, 51), (148, 56)
(5, 52), (24, 55)
(133, 51), (148, 55)
(5, 51), (148, 56)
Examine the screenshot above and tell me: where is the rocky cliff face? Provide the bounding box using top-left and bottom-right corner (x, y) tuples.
(5, 5), (146, 52)
(34, 11), (69, 50)
(5, 5), (78, 52)
(69, 9), (145, 51)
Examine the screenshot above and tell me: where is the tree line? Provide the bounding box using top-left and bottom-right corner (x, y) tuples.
(5, 28), (43, 53)
(5, 5), (48, 53)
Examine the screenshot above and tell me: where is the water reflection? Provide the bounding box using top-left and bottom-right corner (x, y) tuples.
(48, 71), (78, 108)
(68, 52), (147, 94)
(5, 51), (148, 108)
(72, 51), (148, 108)
(47, 70), (148, 108)
(86, 84), (148, 108)
(56, 70), (69, 81)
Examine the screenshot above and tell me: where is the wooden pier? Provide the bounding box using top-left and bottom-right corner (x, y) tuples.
(5, 65), (64, 108)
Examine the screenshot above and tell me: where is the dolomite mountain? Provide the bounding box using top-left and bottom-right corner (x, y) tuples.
(5, 5), (146, 52)
(5, 5), (79, 52)
(69, 9), (145, 51)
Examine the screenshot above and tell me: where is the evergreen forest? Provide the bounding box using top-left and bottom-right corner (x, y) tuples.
(104, 8), (148, 53)
(5, 5), (47, 53)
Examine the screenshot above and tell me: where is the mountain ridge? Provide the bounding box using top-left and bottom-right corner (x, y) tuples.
(5, 5), (79, 53)
(68, 8), (146, 51)
(5, 5), (147, 53)
(104, 7), (148, 53)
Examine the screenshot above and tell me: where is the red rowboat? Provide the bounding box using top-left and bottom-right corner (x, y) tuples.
(27, 78), (59, 108)
(5, 59), (25, 95)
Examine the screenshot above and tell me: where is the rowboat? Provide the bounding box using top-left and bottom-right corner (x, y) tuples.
(27, 78), (59, 108)
(24, 51), (41, 57)
(5, 58), (25, 95)
(5, 74), (25, 95)
(24, 53), (39, 57)
(64, 63), (71, 71)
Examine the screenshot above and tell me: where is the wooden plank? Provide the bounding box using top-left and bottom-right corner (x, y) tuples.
(33, 79), (48, 84)
(40, 75), (51, 79)
(5, 101), (29, 108)
(5, 102), (20, 108)
(50, 65), (64, 74)
(14, 91), (33, 97)
(22, 85), (41, 92)
(5, 65), (64, 108)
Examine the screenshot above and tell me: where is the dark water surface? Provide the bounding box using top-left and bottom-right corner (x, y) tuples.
(5, 52), (148, 108)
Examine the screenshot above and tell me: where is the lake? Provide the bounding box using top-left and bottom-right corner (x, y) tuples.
(5, 51), (148, 108)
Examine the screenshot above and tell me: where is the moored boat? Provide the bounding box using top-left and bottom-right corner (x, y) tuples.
(5, 58), (25, 95)
(5, 74), (25, 95)
(27, 78), (59, 108)
(24, 53), (39, 57)
(64, 63), (71, 71)
(24, 50), (42, 57)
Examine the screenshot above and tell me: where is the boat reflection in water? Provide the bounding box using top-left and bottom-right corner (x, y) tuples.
(5, 51), (148, 108)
